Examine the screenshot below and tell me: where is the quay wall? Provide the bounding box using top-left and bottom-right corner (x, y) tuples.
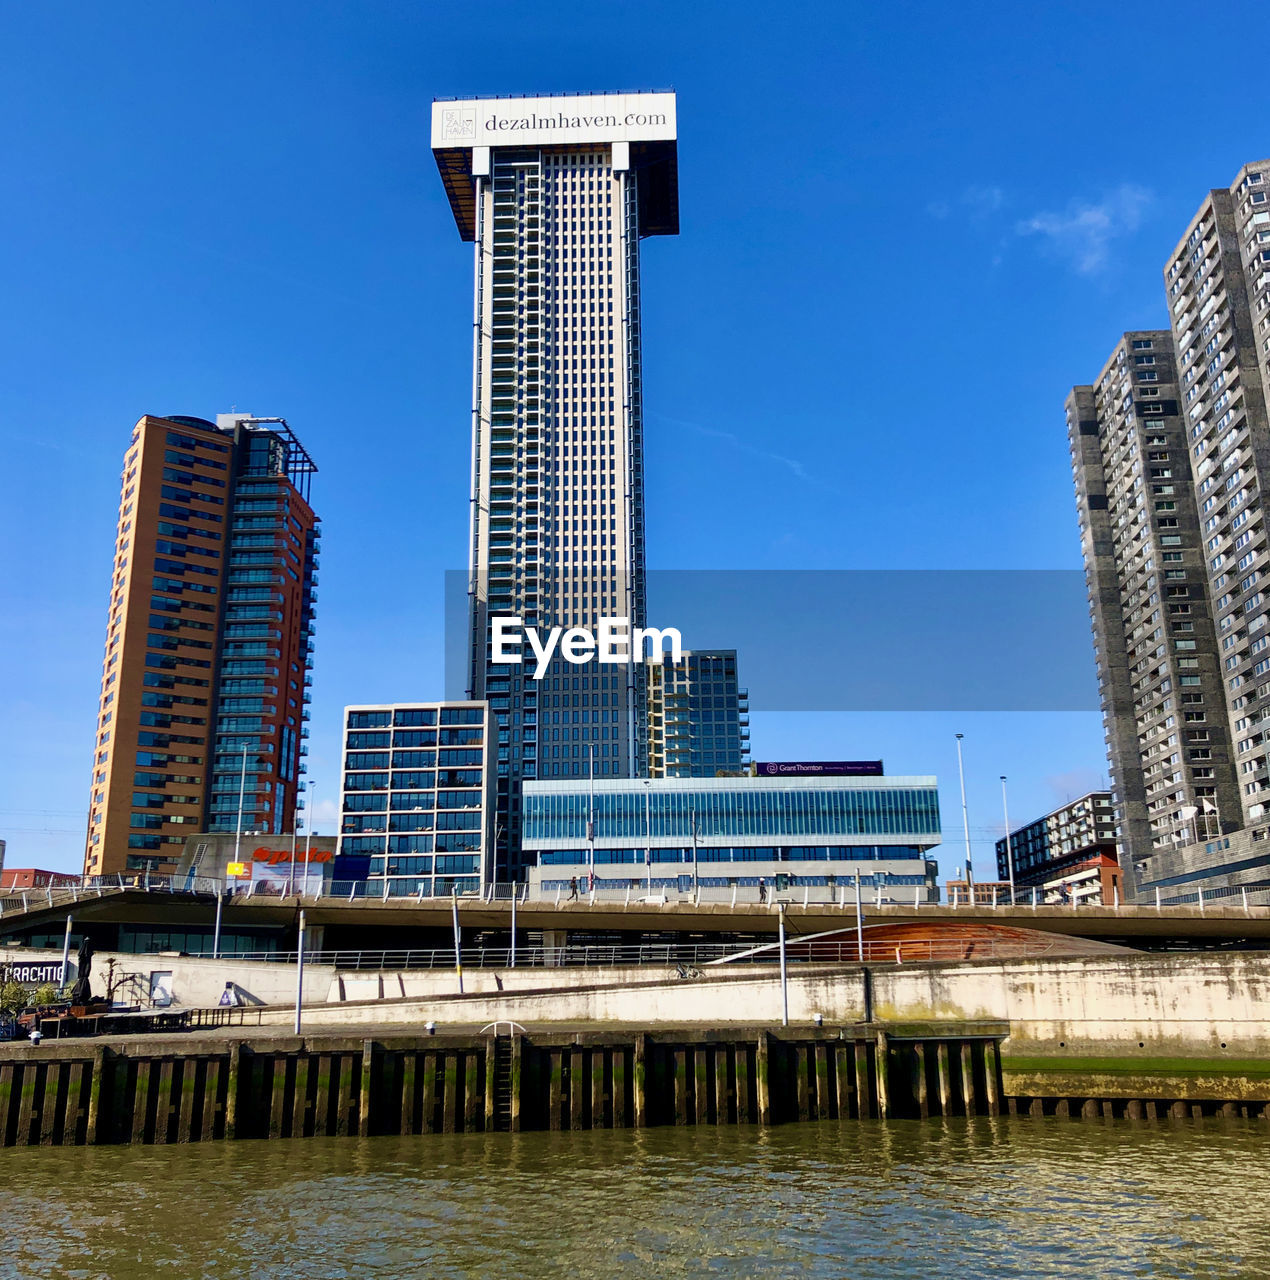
(3, 951), (1270, 1145)
(250, 952), (1270, 1058)
(11, 946), (1270, 1062)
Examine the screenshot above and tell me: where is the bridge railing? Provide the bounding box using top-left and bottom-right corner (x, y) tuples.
(171, 932), (1083, 971)
(3, 873), (1270, 916)
(202, 942), (748, 969)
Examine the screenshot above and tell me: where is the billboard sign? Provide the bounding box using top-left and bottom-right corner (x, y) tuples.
(755, 761), (885, 778)
(432, 93), (676, 150)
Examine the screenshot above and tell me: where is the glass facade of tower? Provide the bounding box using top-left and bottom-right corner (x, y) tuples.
(647, 650), (750, 777)
(433, 93), (679, 879)
(206, 419), (319, 836)
(521, 775), (941, 902)
(85, 413), (318, 877)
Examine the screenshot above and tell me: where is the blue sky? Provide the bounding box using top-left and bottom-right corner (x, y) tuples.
(1, 0), (1266, 877)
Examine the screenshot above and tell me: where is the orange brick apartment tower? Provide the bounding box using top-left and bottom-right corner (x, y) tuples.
(84, 414), (319, 877)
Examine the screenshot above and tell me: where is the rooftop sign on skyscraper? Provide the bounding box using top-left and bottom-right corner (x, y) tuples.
(430, 92), (677, 149)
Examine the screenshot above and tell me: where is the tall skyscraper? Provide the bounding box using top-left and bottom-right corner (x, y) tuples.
(432, 92), (679, 877)
(1068, 333), (1239, 895)
(646, 649), (750, 777)
(84, 413), (319, 878)
(1071, 158), (1270, 898)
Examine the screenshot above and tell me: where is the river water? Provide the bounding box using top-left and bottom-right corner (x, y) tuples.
(1, 1119), (1267, 1279)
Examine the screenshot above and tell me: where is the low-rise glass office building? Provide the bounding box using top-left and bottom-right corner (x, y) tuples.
(522, 774), (941, 901)
(337, 702), (495, 896)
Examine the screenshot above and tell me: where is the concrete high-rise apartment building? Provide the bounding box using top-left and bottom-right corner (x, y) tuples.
(1164, 163), (1270, 831)
(1068, 333), (1239, 897)
(84, 414), (319, 878)
(1071, 158), (1270, 900)
(646, 650), (750, 777)
(432, 92), (678, 878)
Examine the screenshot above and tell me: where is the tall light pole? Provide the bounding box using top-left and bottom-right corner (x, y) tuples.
(233, 742), (249, 874)
(777, 902), (789, 1026)
(955, 733), (974, 900)
(644, 780), (652, 896)
(287, 802), (302, 898)
(1000, 775), (1017, 905)
(490, 820), (503, 898)
(60, 914), (73, 992)
(690, 805), (700, 899)
(294, 908), (306, 1035)
(588, 744), (596, 891)
(302, 796), (314, 897)
(451, 889), (464, 994)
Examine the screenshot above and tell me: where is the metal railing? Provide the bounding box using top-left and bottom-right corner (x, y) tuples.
(174, 930), (1091, 971)
(714, 934), (1087, 965)
(946, 881), (1270, 912)
(218, 942), (747, 970)
(3, 873), (1270, 917)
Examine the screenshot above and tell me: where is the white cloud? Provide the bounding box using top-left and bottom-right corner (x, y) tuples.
(1016, 184), (1153, 276)
(651, 412), (812, 482)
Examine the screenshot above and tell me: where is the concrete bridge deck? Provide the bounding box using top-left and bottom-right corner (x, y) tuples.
(3, 883), (1270, 947)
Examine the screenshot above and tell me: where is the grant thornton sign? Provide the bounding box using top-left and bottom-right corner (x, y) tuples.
(755, 761), (885, 778)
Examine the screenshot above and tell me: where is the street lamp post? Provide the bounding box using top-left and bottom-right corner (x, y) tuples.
(451, 890), (464, 995)
(690, 805), (700, 900)
(60, 914), (73, 992)
(644, 780), (652, 896)
(588, 745), (596, 892)
(854, 870), (864, 962)
(287, 803), (302, 899)
(233, 743), (249, 875)
(777, 902), (789, 1027)
(489, 820), (504, 901)
(1000, 775), (1017, 905)
(294, 908), (306, 1035)
(303, 798), (313, 894)
(955, 733), (974, 899)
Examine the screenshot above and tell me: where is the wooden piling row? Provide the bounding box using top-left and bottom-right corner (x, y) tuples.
(3, 1029), (1261, 1146)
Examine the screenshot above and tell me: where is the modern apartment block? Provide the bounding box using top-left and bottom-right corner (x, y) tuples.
(994, 791), (1122, 905)
(337, 702), (495, 896)
(431, 92), (678, 878)
(1071, 158), (1270, 900)
(84, 414), (318, 878)
(1164, 163), (1270, 832)
(646, 649), (750, 778)
(1068, 333), (1239, 897)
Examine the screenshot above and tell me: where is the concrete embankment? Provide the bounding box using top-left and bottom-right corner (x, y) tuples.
(256, 950), (1270, 1056)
